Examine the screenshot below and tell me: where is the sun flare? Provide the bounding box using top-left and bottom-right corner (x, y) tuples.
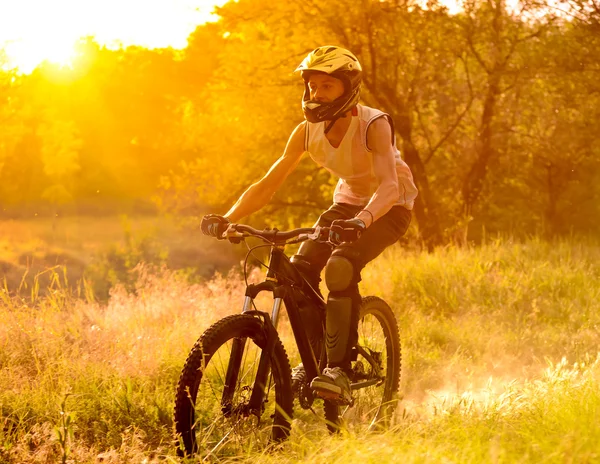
(3, 38), (79, 74)
(0, 0), (229, 74)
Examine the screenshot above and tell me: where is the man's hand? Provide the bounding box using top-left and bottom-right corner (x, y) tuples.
(200, 214), (230, 240)
(329, 218), (366, 245)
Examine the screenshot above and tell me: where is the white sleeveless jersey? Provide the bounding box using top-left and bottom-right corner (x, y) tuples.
(304, 104), (418, 211)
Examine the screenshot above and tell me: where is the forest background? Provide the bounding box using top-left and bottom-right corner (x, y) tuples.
(2, 0), (599, 251)
(0, 0), (599, 305)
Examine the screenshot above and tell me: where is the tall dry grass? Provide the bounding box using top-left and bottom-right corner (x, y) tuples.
(0, 264), (247, 462)
(0, 237), (599, 462)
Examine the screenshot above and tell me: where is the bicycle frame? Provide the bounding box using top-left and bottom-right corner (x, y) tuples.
(222, 243), (327, 415)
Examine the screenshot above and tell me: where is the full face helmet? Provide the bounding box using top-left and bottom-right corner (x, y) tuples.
(295, 46), (362, 125)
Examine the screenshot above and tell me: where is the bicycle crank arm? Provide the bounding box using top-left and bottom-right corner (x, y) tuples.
(350, 378), (384, 390)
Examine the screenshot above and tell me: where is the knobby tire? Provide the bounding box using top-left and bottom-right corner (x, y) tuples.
(173, 314), (293, 457)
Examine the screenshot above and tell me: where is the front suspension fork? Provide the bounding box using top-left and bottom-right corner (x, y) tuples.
(221, 294), (284, 415)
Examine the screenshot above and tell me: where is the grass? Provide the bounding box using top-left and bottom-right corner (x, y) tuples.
(0, 215), (240, 298)
(0, 235), (599, 462)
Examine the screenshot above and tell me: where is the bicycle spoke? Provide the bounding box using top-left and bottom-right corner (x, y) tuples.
(187, 332), (284, 455)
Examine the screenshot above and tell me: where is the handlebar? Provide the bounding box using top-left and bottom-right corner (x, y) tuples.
(225, 224), (330, 244)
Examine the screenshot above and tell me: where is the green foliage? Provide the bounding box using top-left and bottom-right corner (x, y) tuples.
(85, 217), (168, 300)
(0, 0), (599, 239)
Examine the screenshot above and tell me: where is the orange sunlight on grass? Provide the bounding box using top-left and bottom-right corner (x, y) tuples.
(0, 0), (229, 74)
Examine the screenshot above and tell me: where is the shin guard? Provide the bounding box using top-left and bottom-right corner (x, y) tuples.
(325, 293), (360, 369)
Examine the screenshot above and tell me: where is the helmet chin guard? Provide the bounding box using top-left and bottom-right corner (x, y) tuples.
(301, 87), (360, 124)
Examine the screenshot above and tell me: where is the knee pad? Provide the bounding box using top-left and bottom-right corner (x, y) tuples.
(324, 256), (355, 292)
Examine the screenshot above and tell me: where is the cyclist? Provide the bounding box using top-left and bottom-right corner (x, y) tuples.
(201, 45), (418, 405)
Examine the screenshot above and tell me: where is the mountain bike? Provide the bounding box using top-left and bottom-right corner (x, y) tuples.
(173, 223), (401, 458)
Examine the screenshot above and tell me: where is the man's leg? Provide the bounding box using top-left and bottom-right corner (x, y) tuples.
(291, 203), (363, 339)
(289, 204), (360, 388)
(311, 205), (412, 403)
(309, 244), (361, 403)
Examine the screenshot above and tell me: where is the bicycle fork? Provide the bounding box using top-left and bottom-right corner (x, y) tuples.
(220, 292), (283, 418)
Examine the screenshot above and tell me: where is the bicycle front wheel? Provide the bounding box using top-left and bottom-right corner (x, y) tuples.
(173, 314), (293, 458)
(326, 296), (401, 432)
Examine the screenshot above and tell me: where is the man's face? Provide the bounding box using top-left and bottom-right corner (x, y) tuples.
(307, 73), (345, 102)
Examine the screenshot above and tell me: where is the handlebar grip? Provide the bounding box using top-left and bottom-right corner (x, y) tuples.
(330, 225), (362, 244)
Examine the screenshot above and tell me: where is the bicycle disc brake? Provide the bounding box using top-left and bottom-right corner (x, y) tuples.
(354, 346), (384, 381)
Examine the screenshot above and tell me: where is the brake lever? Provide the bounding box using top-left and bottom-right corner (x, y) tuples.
(307, 226), (332, 244)
(306, 226), (322, 241)
(224, 224), (244, 243)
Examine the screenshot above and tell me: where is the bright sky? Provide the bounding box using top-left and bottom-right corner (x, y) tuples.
(0, 0), (229, 73)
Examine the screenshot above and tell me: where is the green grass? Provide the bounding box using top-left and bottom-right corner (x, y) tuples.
(0, 237), (599, 462)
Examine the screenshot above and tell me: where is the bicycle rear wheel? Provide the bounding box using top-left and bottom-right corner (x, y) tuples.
(325, 296), (401, 432)
(174, 314), (293, 458)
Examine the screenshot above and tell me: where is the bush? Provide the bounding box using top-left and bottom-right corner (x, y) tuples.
(85, 226), (167, 301)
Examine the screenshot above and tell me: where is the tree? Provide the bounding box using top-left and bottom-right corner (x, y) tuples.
(453, 0), (557, 239)
(38, 117), (82, 211)
(0, 55), (27, 211)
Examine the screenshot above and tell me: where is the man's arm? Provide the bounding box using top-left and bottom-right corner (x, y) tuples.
(356, 118), (400, 227)
(224, 122), (307, 222)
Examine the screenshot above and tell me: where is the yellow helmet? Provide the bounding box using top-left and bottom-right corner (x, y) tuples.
(295, 45), (362, 74)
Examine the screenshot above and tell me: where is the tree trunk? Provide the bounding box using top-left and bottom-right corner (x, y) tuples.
(462, 73), (500, 218)
(393, 110), (444, 248)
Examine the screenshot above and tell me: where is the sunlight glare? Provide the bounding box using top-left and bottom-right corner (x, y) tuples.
(3, 38), (78, 75)
(0, 0), (229, 74)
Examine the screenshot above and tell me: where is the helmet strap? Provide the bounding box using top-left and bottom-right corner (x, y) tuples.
(324, 117), (339, 135)
(324, 107), (353, 134)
